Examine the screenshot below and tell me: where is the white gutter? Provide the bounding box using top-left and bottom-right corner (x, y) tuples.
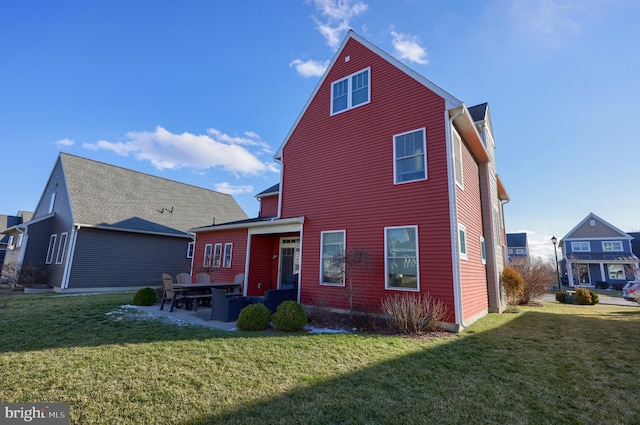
(447, 105), (466, 330)
(74, 223), (193, 239)
(191, 216), (304, 234)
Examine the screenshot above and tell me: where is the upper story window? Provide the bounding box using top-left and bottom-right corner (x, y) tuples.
(602, 241), (623, 252)
(571, 241), (590, 252)
(480, 237), (487, 265)
(203, 244), (213, 267)
(331, 67), (370, 115)
(223, 243), (233, 268)
(186, 242), (194, 259)
(516, 248), (525, 254)
(48, 193), (56, 214)
(394, 128), (427, 184)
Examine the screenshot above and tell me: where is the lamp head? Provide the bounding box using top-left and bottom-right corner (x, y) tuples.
(551, 236), (557, 245)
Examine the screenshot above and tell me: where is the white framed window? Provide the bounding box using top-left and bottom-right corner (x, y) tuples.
(452, 126), (463, 189)
(56, 232), (68, 264)
(16, 234), (23, 248)
(213, 243), (223, 268)
(223, 243), (233, 268)
(507, 248), (514, 255)
(385, 226), (419, 291)
(571, 241), (590, 252)
(608, 264), (625, 280)
(394, 128), (427, 184)
(320, 230), (345, 285)
(458, 223), (468, 260)
(331, 67), (370, 115)
(186, 242), (194, 259)
(203, 244), (213, 267)
(480, 237), (486, 265)
(516, 248), (525, 254)
(45, 234), (57, 264)
(602, 241), (623, 252)
(7, 236), (14, 250)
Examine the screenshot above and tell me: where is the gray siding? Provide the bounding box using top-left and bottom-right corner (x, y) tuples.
(68, 228), (192, 288)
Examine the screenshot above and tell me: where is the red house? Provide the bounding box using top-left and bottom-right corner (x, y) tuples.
(191, 31), (509, 331)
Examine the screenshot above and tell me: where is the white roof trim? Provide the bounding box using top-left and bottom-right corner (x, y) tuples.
(191, 216), (305, 233)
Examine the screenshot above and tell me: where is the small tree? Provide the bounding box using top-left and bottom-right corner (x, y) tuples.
(328, 248), (374, 318)
(501, 266), (524, 305)
(509, 257), (555, 305)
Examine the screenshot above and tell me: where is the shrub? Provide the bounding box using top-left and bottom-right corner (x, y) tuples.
(381, 293), (448, 334)
(272, 301), (307, 332)
(555, 291), (566, 304)
(501, 267), (524, 305)
(237, 303), (271, 331)
(575, 287), (593, 305)
(589, 290), (599, 305)
(509, 257), (555, 304)
(132, 287), (158, 306)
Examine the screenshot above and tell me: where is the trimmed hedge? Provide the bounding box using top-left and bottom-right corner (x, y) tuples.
(133, 287), (158, 306)
(272, 301), (307, 332)
(237, 303), (272, 331)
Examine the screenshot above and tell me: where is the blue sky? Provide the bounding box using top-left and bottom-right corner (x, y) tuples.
(1, 0), (638, 259)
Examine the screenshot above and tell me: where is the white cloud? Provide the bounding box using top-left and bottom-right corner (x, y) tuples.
(311, 0), (368, 49)
(55, 138), (74, 147)
(83, 126), (277, 177)
(515, 229), (558, 260)
(391, 31), (428, 65)
(509, 0), (583, 50)
(214, 182), (254, 195)
(289, 58), (330, 77)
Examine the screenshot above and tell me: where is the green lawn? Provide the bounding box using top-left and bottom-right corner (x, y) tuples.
(1, 292), (639, 425)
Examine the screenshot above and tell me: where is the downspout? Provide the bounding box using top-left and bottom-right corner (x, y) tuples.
(447, 106), (466, 330)
(61, 225), (80, 290)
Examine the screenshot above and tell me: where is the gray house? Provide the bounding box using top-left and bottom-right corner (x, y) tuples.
(0, 211), (32, 265)
(506, 232), (529, 263)
(1, 153), (248, 291)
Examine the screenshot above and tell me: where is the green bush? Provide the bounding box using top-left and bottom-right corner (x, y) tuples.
(555, 291), (566, 303)
(589, 290), (599, 305)
(133, 287), (158, 306)
(271, 301), (307, 332)
(575, 287), (593, 305)
(237, 303), (272, 331)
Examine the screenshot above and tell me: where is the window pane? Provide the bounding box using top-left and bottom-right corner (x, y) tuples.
(321, 231), (344, 284)
(386, 227), (418, 289)
(332, 79), (348, 113)
(394, 130), (426, 183)
(351, 70), (369, 106)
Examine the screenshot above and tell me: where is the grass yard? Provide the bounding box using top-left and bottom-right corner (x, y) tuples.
(1, 292), (639, 424)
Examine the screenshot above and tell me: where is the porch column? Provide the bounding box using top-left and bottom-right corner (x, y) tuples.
(599, 263), (606, 282)
(566, 259), (574, 287)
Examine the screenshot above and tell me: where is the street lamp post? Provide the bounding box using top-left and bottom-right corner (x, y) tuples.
(551, 236), (561, 292)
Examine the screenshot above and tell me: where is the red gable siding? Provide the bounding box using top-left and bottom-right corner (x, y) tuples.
(281, 37), (456, 316)
(259, 195), (279, 217)
(455, 140), (489, 322)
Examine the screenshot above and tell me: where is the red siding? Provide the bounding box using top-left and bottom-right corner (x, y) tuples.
(281, 38), (456, 315)
(455, 140), (489, 322)
(193, 229), (248, 284)
(259, 195), (279, 217)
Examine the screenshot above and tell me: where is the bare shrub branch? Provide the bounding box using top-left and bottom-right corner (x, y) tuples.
(381, 293), (447, 334)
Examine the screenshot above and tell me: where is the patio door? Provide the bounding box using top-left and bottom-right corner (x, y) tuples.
(278, 238), (300, 287)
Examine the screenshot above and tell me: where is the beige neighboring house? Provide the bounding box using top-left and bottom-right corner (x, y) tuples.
(1, 153), (248, 291)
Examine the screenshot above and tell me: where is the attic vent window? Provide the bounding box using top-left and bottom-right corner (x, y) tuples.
(589, 219), (596, 226)
(345, 55), (350, 62)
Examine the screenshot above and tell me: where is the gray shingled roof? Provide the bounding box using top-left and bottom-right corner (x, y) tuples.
(506, 232), (527, 248)
(468, 103), (488, 122)
(256, 183), (279, 198)
(60, 153), (248, 235)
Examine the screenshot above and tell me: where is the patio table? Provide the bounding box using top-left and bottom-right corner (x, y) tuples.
(173, 282), (242, 311)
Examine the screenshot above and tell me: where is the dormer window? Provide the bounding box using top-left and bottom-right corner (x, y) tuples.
(331, 67), (370, 115)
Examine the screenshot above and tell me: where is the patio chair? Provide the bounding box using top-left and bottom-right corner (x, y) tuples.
(229, 273), (245, 295)
(160, 273), (188, 312)
(176, 272), (191, 285)
(209, 288), (250, 322)
(196, 272), (210, 284)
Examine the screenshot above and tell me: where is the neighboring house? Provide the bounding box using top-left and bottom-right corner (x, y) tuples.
(506, 232), (529, 263)
(0, 211), (33, 265)
(0, 153), (247, 291)
(559, 212), (639, 289)
(190, 31), (509, 332)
